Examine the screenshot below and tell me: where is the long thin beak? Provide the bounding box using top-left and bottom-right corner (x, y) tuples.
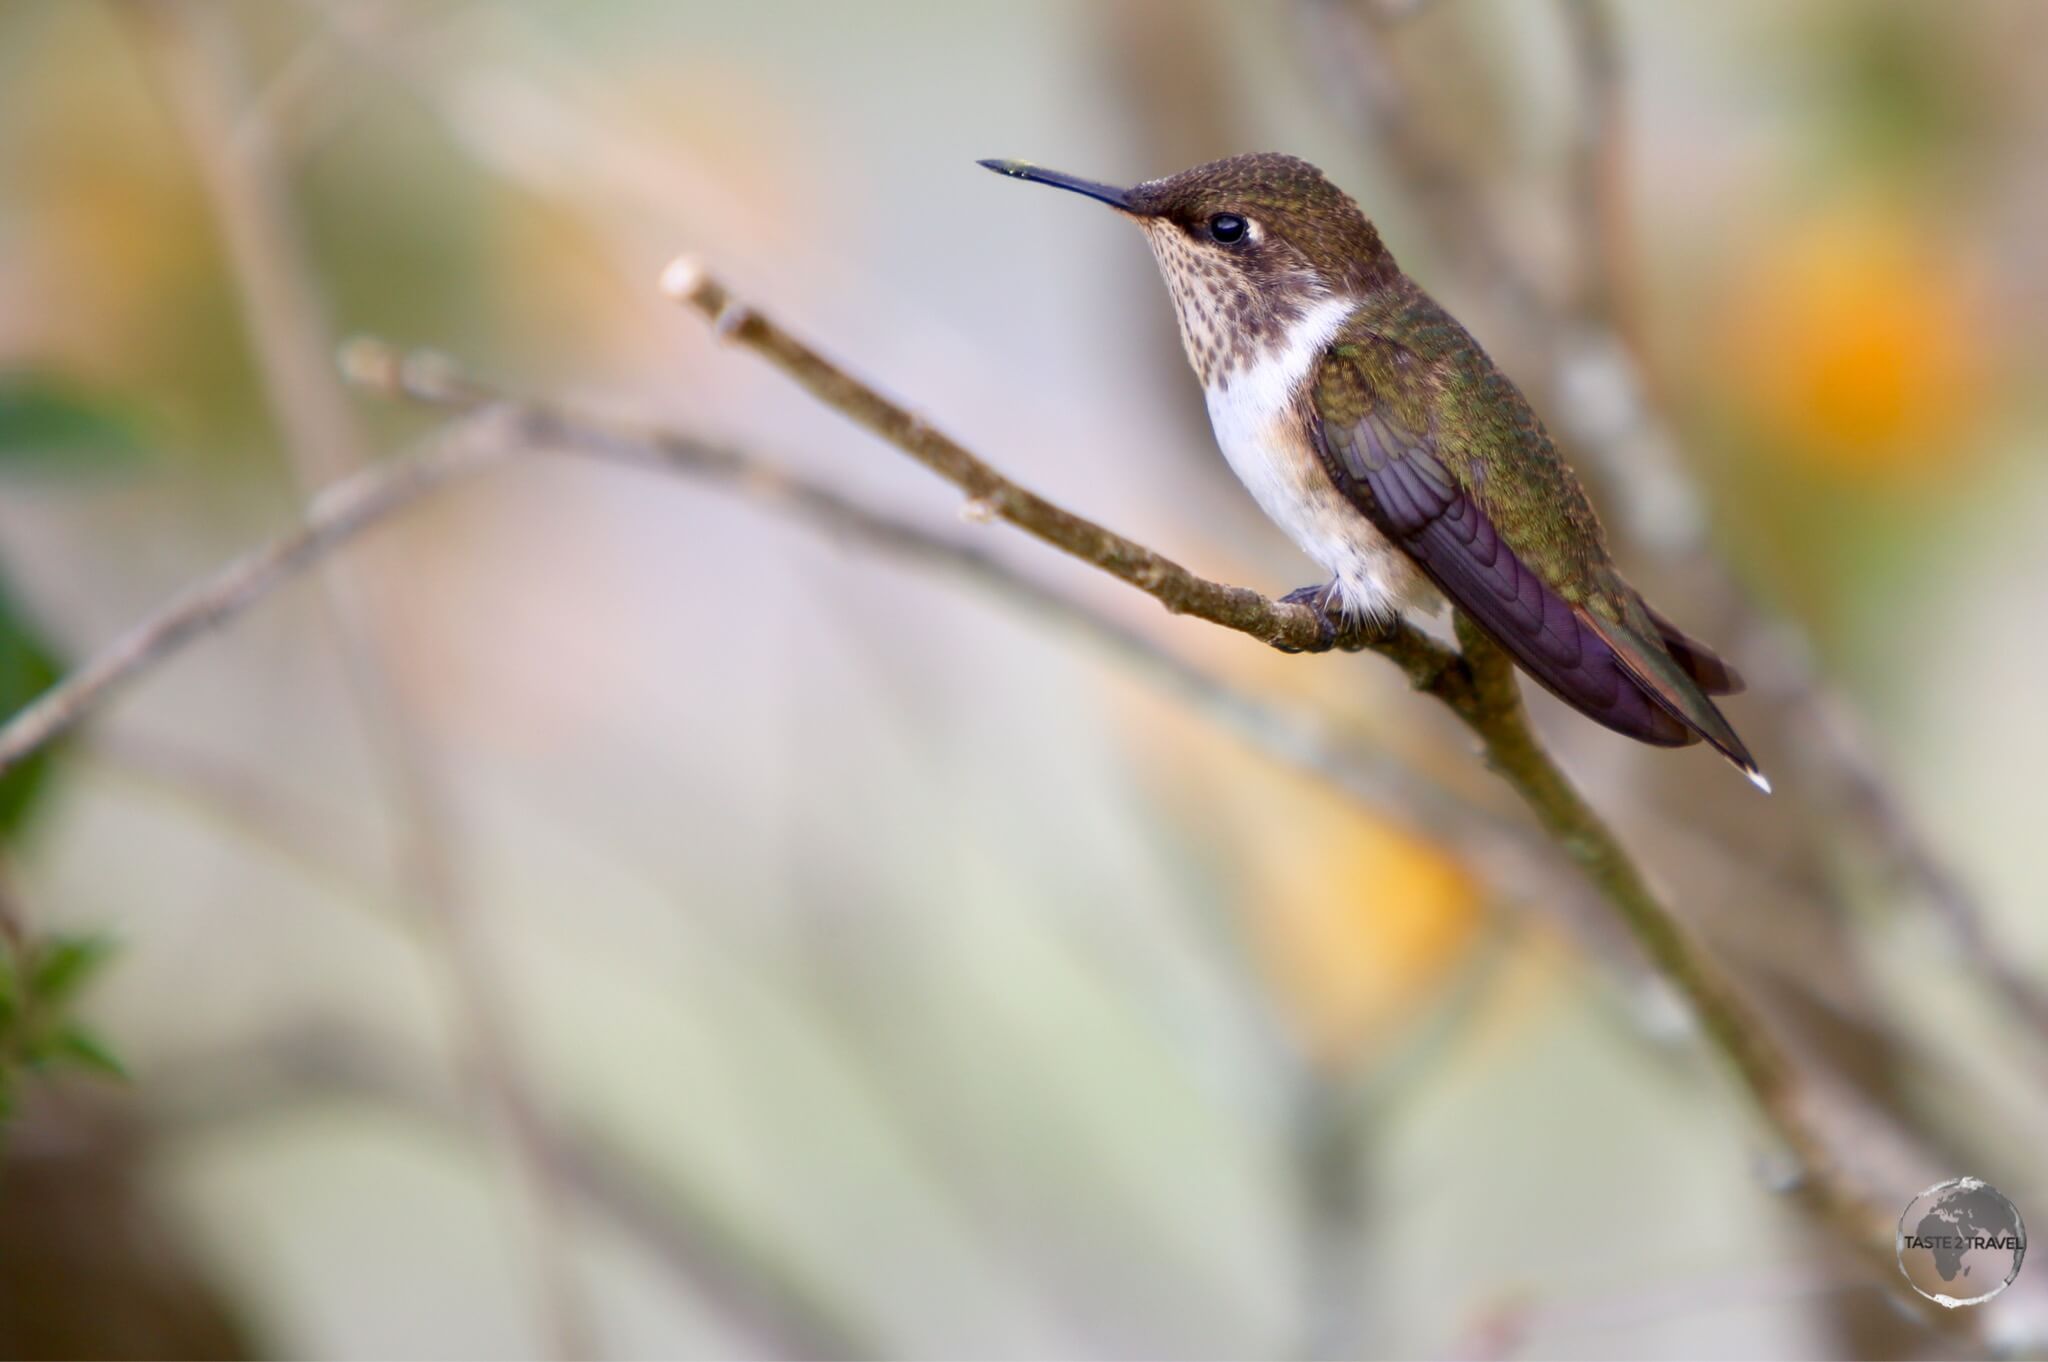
(977, 159), (1133, 211)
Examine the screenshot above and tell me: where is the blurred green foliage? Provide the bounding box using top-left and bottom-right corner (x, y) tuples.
(0, 372), (127, 840)
(0, 372), (126, 1126)
(0, 932), (126, 1122)
(0, 566), (63, 845)
(1817, 5), (1986, 179)
(0, 372), (141, 473)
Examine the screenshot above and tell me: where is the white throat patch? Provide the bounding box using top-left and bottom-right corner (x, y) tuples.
(1207, 293), (1351, 421)
(1200, 295), (1429, 620)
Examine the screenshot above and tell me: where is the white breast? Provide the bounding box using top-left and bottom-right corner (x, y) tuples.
(1202, 296), (1428, 622)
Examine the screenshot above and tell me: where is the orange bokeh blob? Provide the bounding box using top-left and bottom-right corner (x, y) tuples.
(1715, 206), (1990, 479)
(1247, 803), (1484, 1066)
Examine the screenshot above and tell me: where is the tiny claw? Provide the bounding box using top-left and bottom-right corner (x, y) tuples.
(1277, 582), (1339, 653)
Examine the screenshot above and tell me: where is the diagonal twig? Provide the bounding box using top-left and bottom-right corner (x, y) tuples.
(0, 411), (518, 777)
(653, 259), (1466, 693)
(653, 258), (1922, 1291)
(0, 285), (1932, 1313)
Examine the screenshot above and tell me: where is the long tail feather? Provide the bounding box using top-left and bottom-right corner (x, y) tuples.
(1579, 604), (1766, 788)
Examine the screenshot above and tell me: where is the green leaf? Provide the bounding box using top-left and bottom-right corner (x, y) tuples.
(0, 572), (64, 843)
(28, 933), (116, 1007)
(46, 1025), (127, 1081)
(0, 373), (141, 472)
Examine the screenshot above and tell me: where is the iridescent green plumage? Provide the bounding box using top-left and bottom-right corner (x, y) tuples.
(1317, 290), (1605, 596)
(1311, 290), (1754, 769)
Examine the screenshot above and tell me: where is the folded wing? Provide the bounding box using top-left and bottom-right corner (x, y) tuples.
(1311, 346), (1759, 775)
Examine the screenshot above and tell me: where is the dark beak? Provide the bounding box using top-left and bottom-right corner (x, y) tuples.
(977, 159), (1133, 211)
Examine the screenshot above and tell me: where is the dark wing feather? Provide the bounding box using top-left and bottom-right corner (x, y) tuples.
(1308, 323), (1764, 780)
(1316, 387), (1698, 748)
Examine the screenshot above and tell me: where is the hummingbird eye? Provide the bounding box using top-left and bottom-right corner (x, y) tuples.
(1206, 213), (1248, 244)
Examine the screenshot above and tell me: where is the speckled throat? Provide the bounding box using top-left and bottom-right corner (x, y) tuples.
(1138, 219), (1330, 390)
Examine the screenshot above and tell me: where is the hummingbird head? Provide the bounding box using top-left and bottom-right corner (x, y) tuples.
(979, 153), (1395, 385)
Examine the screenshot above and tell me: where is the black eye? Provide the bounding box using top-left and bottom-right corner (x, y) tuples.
(1207, 213), (1247, 244)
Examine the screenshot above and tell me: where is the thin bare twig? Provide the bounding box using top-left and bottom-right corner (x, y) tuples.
(654, 260), (1918, 1288)
(0, 413), (517, 778)
(655, 259), (1460, 683)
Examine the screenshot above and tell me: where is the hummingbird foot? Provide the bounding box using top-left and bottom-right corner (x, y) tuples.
(1276, 582), (1341, 653)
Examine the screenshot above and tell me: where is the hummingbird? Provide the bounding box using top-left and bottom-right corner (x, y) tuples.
(979, 153), (1765, 790)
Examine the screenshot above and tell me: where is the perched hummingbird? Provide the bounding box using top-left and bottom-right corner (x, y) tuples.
(979, 153), (1766, 790)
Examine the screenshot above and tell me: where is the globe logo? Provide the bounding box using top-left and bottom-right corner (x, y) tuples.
(1896, 1177), (2027, 1307)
